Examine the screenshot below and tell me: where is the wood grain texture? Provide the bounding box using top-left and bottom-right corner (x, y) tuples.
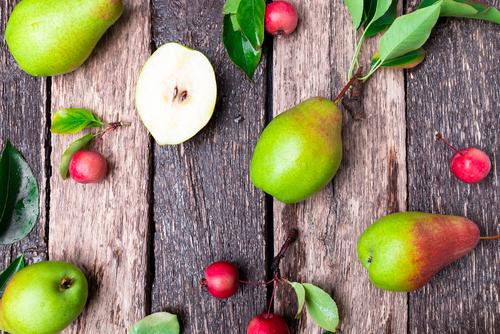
(150, 1), (268, 333)
(273, 1), (407, 333)
(0, 1), (48, 268)
(406, 1), (500, 332)
(49, 1), (150, 332)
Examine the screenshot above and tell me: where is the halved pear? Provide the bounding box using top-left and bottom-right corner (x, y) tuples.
(135, 43), (217, 145)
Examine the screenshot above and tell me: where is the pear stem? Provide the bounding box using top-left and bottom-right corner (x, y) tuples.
(436, 132), (461, 154)
(334, 74), (360, 104)
(480, 234), (500, 240)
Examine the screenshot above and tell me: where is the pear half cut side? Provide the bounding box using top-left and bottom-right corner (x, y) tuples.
(135, 43), (217, 145)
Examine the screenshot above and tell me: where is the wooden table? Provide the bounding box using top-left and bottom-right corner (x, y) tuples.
(1, 0), (498, 333)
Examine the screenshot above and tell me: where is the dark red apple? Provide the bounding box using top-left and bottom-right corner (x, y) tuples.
(247, 313), (289, 334)
(203, 261), (239, 299)
(69, 150), (108, 184)
(265, 1), (298, 36)
(450, 147), (491, 184)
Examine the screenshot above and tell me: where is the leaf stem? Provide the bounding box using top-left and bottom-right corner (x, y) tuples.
(348, 34), (366, 80)
(334, 72), (361, 104)
(359, 59), (382, 81)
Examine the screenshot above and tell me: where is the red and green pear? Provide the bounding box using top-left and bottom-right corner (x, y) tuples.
(357, 212), (480, 292)
(250, 97), (342, 204)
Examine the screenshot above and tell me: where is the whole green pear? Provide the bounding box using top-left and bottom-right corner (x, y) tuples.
(357, 212), (480, 292)
(250, 97), (342, 204)
(0, 261), (88, 334)
(5, 0), (123, 76)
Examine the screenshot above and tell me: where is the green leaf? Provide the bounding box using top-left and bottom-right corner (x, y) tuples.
(372, 48), (426, 68)
(237, 0), (265, 49)
(303, 283), (339, 332)
(130, 312), (180, 334)
(365, 0), (398, 37)
(223, 14), (262, 78)
(51, 108), (103, 134)
(223, 0), (241, 14)
(361, 0), (392, 28)
(59, 134), (95, 179)
(290, 282), (306, 319)
(344, 0), (364, 29)
(0, 254), (24, 297)
(376, 1), (442, 62)
(0, 142), (39, 245)
(419, 0), (500, 24)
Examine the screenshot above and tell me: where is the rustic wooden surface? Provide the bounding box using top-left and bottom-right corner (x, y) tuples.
(0, 0), (499, 333)
(150, 0), (268, 332)
(0, 0), (48, 269)
(48, 1), (151, 332)
(406, 1), (500, 332)
(273, 1), (407, 333)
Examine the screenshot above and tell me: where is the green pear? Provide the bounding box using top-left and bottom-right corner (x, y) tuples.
(357, 212), (480, 292)
(0, 261), (88, 334)
(5, 0), (123, 76)
(250, 97), (342, 204)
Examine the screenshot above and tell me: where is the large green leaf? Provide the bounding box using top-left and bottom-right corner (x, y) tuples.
(365, 0), (398, 37)
(0, 142), (39, 245)
(51, 108), (103, 134)
(237, 0), (265, 50)
(376, 1), (441, 62)
(303, 283), (339, 332)
(290, 282), (306, 319)
(223, 0), (241, 14)
(130, 312), (180, 334)
(0, 254), (24, 296)
(59, 134), (95, 179)
(344, 0), (364, 29)
(223, 14), (262, 78)
(419, 0), (500, 23)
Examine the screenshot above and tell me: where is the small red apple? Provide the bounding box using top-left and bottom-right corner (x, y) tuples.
(450, 147), (491, 184)
(203, 261), (239, 299)
(265, 1), (299, 36)
(69, 150), (108, 184)
(247, 313), (289, 334)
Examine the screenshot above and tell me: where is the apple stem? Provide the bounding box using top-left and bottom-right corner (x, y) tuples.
(480, 234), (500, 241)
(267, 274), (278, 314)
(96, 121), (131, 141)
(271, 229), (298, 279)
(436, 132), (461, 154)
(334, 73), (361, 104)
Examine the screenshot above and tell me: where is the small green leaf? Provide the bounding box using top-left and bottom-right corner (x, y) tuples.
(51, 108), (103, 134)
(364, 0), (398, 37)
(290, 282), (306, 319)
(0, 254), (24, 297)
(303, 283), (339, 332)
(0, 141), (39, 245)
(370, 0), (393, 24)
(130, 312), (180, 334)
(420, 0), (500, 24)
(223, 14), (262, 78)
(236, 0), (265, 50)
(376, 1), (442, 63)
(59, 134), (95, 179)
(344, 0), (364, 29)
(372, 48), (426, 68)
(223, 0), (241, 14)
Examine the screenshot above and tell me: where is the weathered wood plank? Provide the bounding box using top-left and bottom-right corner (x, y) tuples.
(49, 1), (151, 332)
(0, 1), (48, 267)
(406, 1), (500, 332)
(151, 1), (268, 332)
(273, 1), (407, 332)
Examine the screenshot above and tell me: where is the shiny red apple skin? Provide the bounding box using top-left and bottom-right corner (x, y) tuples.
(204, 261), (239, 299)
(69, 150), (108, 184)
(265, 1), (298, 36)
(449, 148), (491, 184)
(247, 313), (289, 334)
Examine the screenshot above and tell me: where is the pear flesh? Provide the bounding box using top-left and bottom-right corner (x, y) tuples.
(5, 0), (123, 76)
(357, 212), (480, 291)
(135, 43), (217, 145)
(0, 261), (88, 334)
(250, 97), (342, 204)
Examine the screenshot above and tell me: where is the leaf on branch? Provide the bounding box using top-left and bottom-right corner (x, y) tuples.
(289, 282), (306, 319)
(0, 142), (39, 245)
(303, 283), (340, 332)
(51, 108), (103, 134)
